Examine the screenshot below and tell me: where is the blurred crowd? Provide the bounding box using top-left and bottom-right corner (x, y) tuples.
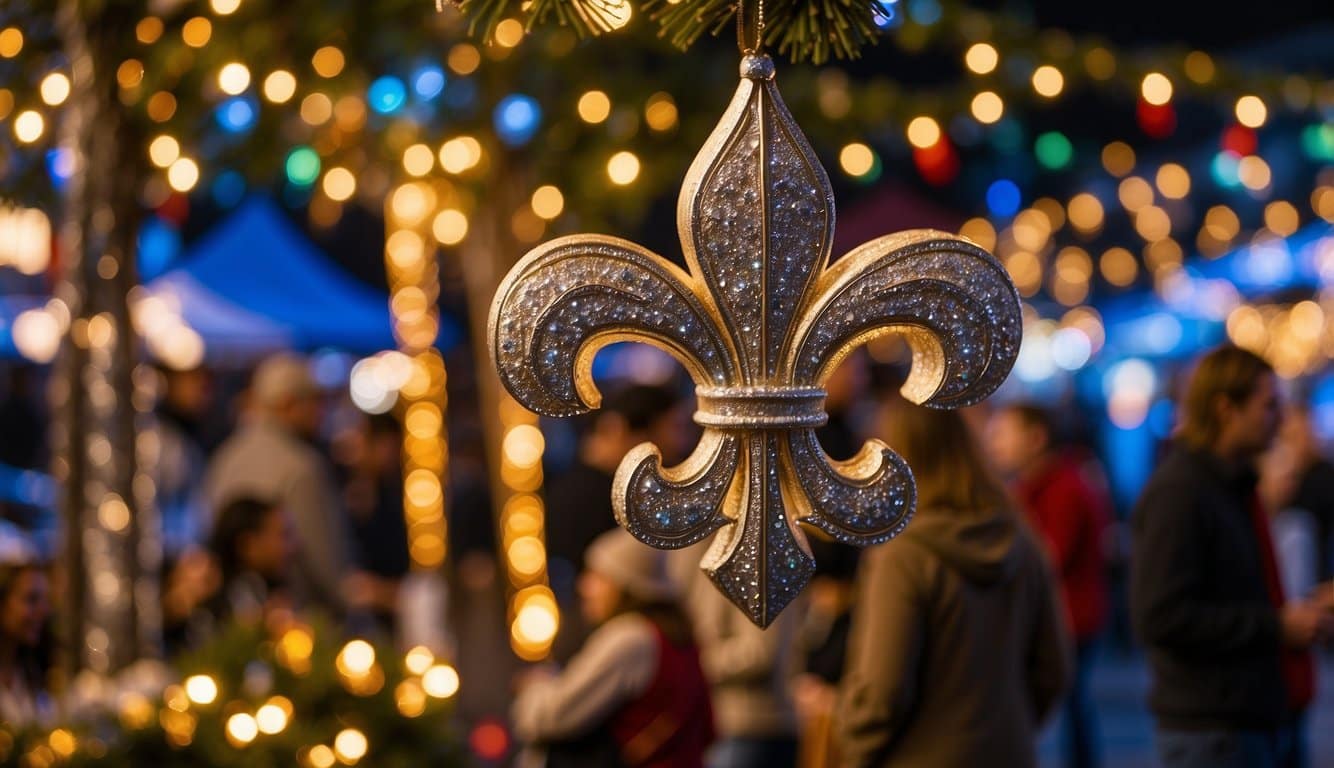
(1, 341), (1334, 767)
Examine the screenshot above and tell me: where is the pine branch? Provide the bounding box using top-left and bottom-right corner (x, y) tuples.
(451, 0), (890, 63)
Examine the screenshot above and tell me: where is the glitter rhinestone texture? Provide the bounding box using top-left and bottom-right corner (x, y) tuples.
(489, 54), (1021, 627)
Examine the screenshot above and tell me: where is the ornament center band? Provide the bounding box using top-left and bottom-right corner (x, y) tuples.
(693, 386), (827, 429)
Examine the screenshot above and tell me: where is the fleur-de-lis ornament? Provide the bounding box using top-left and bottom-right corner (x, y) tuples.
(490, 54), (1021, 627)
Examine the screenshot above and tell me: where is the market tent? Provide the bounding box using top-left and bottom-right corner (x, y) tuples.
(148, 197), (457, 356)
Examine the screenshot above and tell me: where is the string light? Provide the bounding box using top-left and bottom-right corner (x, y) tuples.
(1238, 155), (1271, 191)
(1101, 141), (1136, 177)
(210, 0), (242, 14)
(184, 675), (218, 705)
(322, 167), (356, 201)
(147, 91), (177, 122)
(135, 17), (164, 44)
(1235, 95), (1267, 128)
(1100, 247), (1138, 287)
(384, 182), (452, 572)
(421, 665), (460, 698)
(181, 16), (212, 47)
(304, 745), (336, 768)
(531, 185), (564, 220)
(334, 729), (369, 764)
(432, 209), (468, 245)
(167, 158), (200, 192)
(905, 116), (941, 148)
(217, 63), (251, 95)
(0, 27), (23, 58)
(39, 73), (70, 106)
(312, 46), (346, 78)
(606, 151), (640, 185)
(1264, 200), (1299, 236)
(1067, 193), (1104, 234)
(13, 111), (45, 144)
(839, 143), (875, 176)
(117, 59), (145, 89)
(1155, 163), (1191, 199)
(262, 70), (297, 103)
(965, 42), (998, 75)
(447, 44), (481, 75)
(255, 701), (288, 735)
(225, 713), (258, 746)
(644, 92), (678, 131)
(438, 136), (482, 174)
(1031, 65), (1064, 98)
(402, 144), (436, 177)
(970, 91), (1003, 124)
(494, 18), (525, 47)
(577, 90), (612, 124)
(1141, 72), (1173, 105)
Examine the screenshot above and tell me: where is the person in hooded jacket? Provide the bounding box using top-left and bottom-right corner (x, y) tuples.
(835, 399), (1072, 768)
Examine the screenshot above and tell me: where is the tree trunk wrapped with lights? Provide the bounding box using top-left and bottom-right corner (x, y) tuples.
(52, 0), (162, 675)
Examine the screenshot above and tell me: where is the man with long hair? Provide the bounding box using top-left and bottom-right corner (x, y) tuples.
(1131, 344), (1334, 768)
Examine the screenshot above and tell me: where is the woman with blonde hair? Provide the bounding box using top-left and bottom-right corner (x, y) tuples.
(835, 399), (1071, 767)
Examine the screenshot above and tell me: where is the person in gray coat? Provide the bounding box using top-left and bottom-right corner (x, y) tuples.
(205, 353), (349, 619)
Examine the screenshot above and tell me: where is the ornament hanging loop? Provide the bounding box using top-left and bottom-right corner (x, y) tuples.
(736, 0), (765, 55)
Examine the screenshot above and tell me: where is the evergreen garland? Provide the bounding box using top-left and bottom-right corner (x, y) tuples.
(0, 620), (464, 767)
(456, 0), (889, 62)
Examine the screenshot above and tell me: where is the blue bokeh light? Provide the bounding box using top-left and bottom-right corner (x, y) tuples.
(216, 97), (257, 133)
(137, 217), (182, 281)
(1211, 151), (1241, 188)
(874, 0), (902, 28)
(413, 66), (446, 100)
(45, 148), (75, 190)
(907, 0), (942, 25)
(493, 94), (541, 146)
(368, 76), (408, 115)
(985, 179), (1021, 218)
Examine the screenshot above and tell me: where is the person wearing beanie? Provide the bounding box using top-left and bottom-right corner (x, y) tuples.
(513, 528), (715, 767)
(205, 353), (351, 619)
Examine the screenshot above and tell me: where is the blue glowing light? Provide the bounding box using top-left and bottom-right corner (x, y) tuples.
(413, 66), (446, 100)
(493, 94), (541, 146)
(212, 171), (246, 208)
(907, 0), (942, 25)
(1211, 151), (1241, 188)
(215, 97), (257, 133)
(985, 179), (1021, 218)
(137, 217), (182, 280)
(368, 76), (408, 115)
(874, 0), (902, 29)
(45, 148), (75, 188)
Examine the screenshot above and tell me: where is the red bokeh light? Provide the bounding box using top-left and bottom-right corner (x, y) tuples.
(469, 719), (510, 762)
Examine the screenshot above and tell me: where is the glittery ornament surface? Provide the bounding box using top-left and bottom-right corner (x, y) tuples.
(489, 54), (1022, 627)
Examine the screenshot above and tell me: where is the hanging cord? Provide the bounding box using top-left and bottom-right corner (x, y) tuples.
(736, 0), (765, 54)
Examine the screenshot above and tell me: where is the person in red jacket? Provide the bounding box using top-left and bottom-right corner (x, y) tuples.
(987, 403), (1112, 768)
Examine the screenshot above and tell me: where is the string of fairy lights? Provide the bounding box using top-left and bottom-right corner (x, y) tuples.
(496, 392), (560, 661)
(378, 179), (452, 571)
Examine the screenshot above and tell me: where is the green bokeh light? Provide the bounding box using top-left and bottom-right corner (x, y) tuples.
(285, 146), (321, 187)
(1035, 131), (1073, 170)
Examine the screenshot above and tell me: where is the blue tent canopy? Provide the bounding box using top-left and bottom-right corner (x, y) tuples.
(150, 197), (458, 356)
